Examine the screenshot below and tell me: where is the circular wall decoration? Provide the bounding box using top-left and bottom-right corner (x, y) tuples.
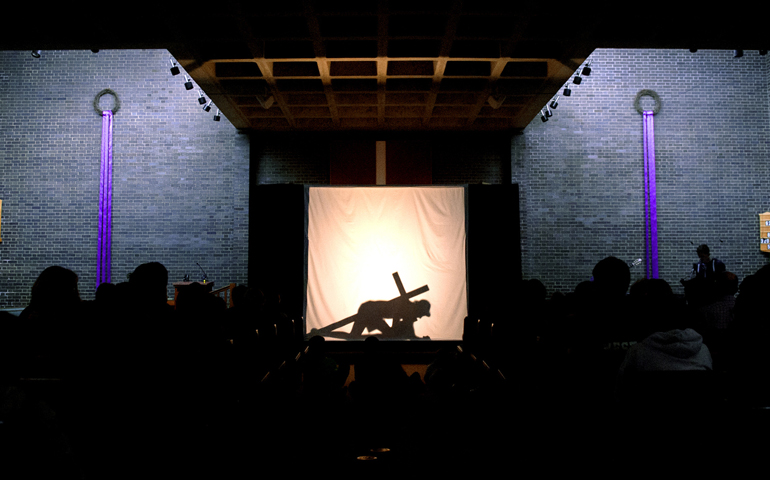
(93, 89), (120, 114)
(634, 89), (661, 115)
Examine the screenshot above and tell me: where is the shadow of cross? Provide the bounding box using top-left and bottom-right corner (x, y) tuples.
(311, 272), (429, 338)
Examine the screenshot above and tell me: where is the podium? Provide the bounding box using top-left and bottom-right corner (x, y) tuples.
(172, 281), (214, 305)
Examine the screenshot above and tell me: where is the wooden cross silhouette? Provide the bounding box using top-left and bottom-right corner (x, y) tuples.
(310, 272), (429, 338)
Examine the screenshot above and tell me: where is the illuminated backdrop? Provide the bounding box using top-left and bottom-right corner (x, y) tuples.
(305, 186), (467, 340)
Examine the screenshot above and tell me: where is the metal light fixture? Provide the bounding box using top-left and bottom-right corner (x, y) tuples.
(540, 108), (548, 122)
(734, 49), (743, 58)
(31, 50), (42, 58)
(202, 100), (213, 112)
(214, 109), (221, 121)
(184, 75), (194, 90)
(563, 85), (572, 96)
(581, 61), (592, 76)
(545, 105), (552, 118)
(197, 90), (207, 105)
(550, 95), (560, 109)
(573, 72), (582, 84)
(760, 50), (768, 56)
(169, 58), (180, 76)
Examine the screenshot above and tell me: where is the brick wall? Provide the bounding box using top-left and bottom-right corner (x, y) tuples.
(3, 47), (767, 307)
(512, 48), (770, 295)
(0, 49), (250, 307)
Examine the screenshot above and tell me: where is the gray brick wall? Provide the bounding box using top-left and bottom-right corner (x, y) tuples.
(512, 48), (770, 296)
(3, 47), (767, 307)
(0, 49), (250, 307)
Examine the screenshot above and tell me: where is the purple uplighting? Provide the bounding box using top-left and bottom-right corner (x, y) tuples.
(643, 110), (658, 279)
(97, 110), (113, 289)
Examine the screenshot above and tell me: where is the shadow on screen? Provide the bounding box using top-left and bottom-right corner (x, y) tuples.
(310, 298), (431, 340)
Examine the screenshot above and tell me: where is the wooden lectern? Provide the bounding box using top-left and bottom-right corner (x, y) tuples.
(172, 281), (214, 306)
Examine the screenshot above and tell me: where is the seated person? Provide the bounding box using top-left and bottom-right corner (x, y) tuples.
(616, 280), (712, 402)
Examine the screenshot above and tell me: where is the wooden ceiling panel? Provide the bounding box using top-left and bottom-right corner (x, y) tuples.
(8, 2), (761, 132)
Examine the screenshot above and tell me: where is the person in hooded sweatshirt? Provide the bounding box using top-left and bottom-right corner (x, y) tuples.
(616, 279), (712, 399)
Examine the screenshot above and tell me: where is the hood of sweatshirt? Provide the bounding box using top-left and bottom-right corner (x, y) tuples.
(644, 328), (705, 359)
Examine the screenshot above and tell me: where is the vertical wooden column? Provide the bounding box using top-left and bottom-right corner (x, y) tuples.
(376, 140), (386, 185)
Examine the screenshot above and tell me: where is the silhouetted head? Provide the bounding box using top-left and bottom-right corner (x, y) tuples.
(734, 265), (770, 323)
(231, 284), (249, 307)
(414, 299), (431, 318)
(363, 335), (380, 351)
(29, 266), (80, 312)
(95, 281), (117, 305)
(697, 244), (710, 261)
(592, 256), (631, 297)
(715, 271), (739, 296)
(129, 262), (169, 305)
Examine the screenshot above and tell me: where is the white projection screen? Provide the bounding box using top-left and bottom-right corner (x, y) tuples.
(305, 186), (468, 341)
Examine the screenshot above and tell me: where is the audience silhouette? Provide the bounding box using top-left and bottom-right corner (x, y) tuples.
(2, 256), (767, 475)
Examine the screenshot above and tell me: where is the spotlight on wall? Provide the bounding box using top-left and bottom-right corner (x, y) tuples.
(734, 49), (743, 58)
(203, 100), (213, 112)
(540, 108), (548, 122)
(689, 48), (698, 53)
(545, 105), (552, 118)
(91, 49), (100, 53)
(563, 85), (572, 96)
(184, 75), (194, 90)
(214, 109), (221, 121)
(487, 95), (506, 109)
(760, 50), (768, 56)
(256, 94), (275, 109)
(550, 95), (560, 109)
(581, 61), (592, 76)
(169, 58), (180, 76)
(197, 91), (207, 105)
(31, 50), (42, 58)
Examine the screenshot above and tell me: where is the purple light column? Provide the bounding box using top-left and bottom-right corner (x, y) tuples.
(643, 110), (659, 279)
(97, 110), (113, 289)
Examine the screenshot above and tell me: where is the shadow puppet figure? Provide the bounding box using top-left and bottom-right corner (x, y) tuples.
(349, 298), (431, 339)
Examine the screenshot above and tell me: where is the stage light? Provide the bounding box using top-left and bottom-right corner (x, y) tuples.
(184, 75), (193, 90)
(197, 91), (207, 105)
(203, 100), (213, 112)
(550, 95), (560, 109)
(214, 109), (221, 121)
(31, 50), (42, 58)
(169, 58), (180, 76)
(573, 72), (582, 84)
(540, 108), (548, 122)
(582, 61), (592, 76)
(256, 94), (275, 109)
(734, 49), (743, 58)
(545, 105), (552, 118)
(563, 85), (572, 96)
